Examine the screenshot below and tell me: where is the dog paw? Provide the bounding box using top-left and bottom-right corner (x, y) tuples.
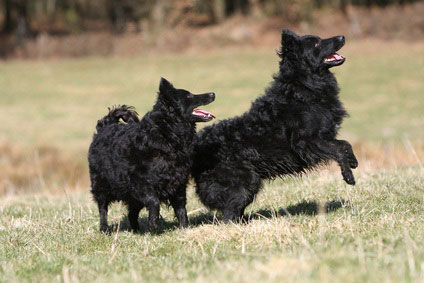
(179, 221), (188, 229)
(148, 222), (159, 233)
(342, 169), (356, 186)
(343, 147), (358, 169)
(348, 156), (358, 169)
(131, 226), (140, 233)
(100, 225), (112, 235)
(344, 177), (355, 186)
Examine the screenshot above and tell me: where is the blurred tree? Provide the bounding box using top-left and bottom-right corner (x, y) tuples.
(3, 0), (14, 33)
(0, 0), (421, 37)
(2, 0), (31, 38)
(107, 0), (153, 33)
(213, 0), (226, 22)
(225, 0), (250, 15)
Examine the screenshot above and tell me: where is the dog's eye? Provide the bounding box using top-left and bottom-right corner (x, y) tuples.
(314, 42), (320, 47)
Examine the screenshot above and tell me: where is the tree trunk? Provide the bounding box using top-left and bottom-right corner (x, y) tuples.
(3, 0), (15, 33)
(213, 0), (225, 23)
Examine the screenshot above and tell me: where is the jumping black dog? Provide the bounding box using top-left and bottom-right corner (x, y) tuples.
(192, 29), (358, 222)
(89, 78), (215, 232)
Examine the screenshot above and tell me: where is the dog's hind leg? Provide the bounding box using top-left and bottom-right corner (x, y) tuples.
(145, 195), (160, 231)
(196, 178), (244, 223)
(170, 188), (188, 228)
(97, 199), (110, 233)
(90, 179), (111, 233)
(223, 191), (257, 223)
(197, 164), (260, 224)
(223, 206), (242, 223)
(128, 202), (143, 232)
(222, 179), (260, 223)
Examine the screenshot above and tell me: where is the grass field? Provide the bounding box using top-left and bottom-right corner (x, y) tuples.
(1, 167), (423, 282)
(0, 39), (424, 282)
(1, 40), (423, 149)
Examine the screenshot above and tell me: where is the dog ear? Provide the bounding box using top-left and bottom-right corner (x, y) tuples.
(280, 29), (299, 53)
(159, 77), (174, 94)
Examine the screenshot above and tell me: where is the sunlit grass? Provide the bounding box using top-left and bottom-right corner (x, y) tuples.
(0, 167), (423, 282)
(1, 40), (424, 194)
(0, 39), (424, 282)
(1, 40), (424, 150)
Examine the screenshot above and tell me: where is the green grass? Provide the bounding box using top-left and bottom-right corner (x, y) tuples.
(0, 51), (275, 149)
(1, 167), (423, 282)
(1, 40), (424, 282)
(0, 41), (424, 150)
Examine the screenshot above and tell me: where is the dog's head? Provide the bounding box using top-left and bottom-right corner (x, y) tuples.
(279, 29), (345, 71)
(158, 78), (216, 122)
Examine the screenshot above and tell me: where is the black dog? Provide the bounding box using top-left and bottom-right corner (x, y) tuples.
(88, 78), (215, 232)
(192, 29), (358, 222)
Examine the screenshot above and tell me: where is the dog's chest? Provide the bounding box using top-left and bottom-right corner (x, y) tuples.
(308, 97), (346, 134)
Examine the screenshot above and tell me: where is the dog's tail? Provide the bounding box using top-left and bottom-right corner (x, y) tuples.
(96, 105), (139, 131)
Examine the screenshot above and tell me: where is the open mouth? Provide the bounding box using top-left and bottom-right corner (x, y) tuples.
(323, 53), (345, 66)
(192, 109), (216, 122)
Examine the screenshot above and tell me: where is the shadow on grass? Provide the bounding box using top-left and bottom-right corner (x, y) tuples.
(251, 199), (349, 220)
(189, 199), (350, 225)
(108, 216), (181, 235)
(106, 199), (349, 235)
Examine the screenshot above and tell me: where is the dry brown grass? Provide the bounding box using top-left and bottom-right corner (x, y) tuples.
(0, 142), (88, 196)
(351, 141), (424, 170)
(1, 166), (423, 282)
(0, 140), (422, 196)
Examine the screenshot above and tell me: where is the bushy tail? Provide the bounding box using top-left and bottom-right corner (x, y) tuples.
(96, 105), (139, 131)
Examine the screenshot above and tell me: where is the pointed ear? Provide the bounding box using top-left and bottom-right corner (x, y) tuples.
(281, 29), (299, 52)
(159, 77), (174, 94)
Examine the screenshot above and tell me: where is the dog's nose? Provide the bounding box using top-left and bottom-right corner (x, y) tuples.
(209, 92), (215, 99)
(338, 35), (345, 43)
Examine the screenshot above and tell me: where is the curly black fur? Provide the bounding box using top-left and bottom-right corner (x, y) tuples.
(95, 105), (139, 131)
(88, 78), (215, 232)
(192, 29), (358, 222)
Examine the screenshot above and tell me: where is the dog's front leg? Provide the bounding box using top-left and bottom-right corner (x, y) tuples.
(170, 189), (188, 228)
(327, 139), (358, 185)
(334, 139), (358, 169)
(299, 138), (357, 185)
(337, 155), (356, 185)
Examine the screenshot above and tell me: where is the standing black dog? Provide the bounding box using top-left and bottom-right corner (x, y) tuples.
(89, 78), (215, 232)
(192, 29), (358, 222)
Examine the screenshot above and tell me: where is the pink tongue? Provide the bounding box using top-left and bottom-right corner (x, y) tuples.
(193, 109), (216, 118)
(326, 53), (344, 60)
